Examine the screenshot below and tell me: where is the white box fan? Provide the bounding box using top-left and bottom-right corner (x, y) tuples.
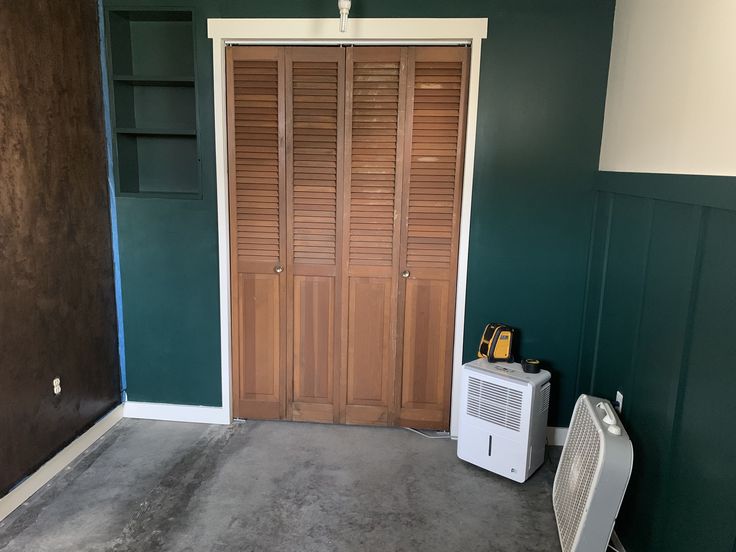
(553, 395), (634, 552)
(457, 359), (551, 483)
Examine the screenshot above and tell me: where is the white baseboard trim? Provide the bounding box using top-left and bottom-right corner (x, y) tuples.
(546, 426), (569, 446)
(0, 404), (123, 523)
(123, 401), (230, 425)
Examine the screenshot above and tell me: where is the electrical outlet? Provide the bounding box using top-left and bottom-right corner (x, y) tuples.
(52, 377), (61, 396)
(615, 390), (623, 413)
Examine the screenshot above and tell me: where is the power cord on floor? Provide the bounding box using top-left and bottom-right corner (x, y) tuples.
(402, 427), (452, 439)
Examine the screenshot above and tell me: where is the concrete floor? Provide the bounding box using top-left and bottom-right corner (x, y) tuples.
(0, 419), (561, 552)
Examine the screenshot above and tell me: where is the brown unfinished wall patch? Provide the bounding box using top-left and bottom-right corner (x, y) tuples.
(0, 0), (120, 495)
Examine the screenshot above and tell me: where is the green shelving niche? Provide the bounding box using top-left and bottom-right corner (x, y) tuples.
(106, 9), (200, 197)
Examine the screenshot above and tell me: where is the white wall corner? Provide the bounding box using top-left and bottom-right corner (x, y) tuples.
(123, 401), (231, 425)
(599, 0), (736, 177)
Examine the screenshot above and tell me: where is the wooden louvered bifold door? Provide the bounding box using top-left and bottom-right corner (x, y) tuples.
(285, 48), (345, 423)
(397, 47), (469, 429)
(227, 47), (287, 420)
(340, 47), (407, 426)
(227, 46), (469, 429)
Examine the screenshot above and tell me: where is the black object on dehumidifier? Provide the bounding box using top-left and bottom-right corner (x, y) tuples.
(522, 358), (541, 373)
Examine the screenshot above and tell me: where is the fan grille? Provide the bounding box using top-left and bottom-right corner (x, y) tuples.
(466, 376), (523, 432)
(553, 399), (602, 552)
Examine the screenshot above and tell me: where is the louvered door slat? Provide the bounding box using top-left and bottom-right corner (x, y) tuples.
(341, 47), (407, 427)
(232, 57), (281, 265)
(227, 46), (287, 421)
(398, 47), (469, 430)
(406, 56), (463, 269)
(286, 48), (345, 424)
(349, 57), (400, 266)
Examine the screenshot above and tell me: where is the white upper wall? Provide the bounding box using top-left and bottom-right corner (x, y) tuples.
(599, 0), (736, 177)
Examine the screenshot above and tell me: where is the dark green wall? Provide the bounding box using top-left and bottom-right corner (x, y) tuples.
(112, 7), (222, 404)
(460, 3), (614, 427)
(105, 0), (615, 425)
(580, 172), (736, 551)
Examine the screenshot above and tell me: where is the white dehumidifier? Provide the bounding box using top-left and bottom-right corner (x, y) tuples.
(457, 359), (551, 483)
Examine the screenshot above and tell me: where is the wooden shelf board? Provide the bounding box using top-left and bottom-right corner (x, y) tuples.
(115, 127), (197, 136)
(113, 75), (195, 86)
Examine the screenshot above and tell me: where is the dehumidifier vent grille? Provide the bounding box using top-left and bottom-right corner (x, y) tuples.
(553, 399), (601, 552)
(466, 376), (523, 431)
(538, 382), (551, 416)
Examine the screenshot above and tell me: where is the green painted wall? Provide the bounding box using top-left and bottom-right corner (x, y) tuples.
(104, 0), (615, 425)
(580, 172), (736, 551)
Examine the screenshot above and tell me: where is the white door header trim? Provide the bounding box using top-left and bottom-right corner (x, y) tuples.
(208, 18), (488, 42)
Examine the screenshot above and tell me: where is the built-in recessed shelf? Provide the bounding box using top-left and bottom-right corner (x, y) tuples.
(106, 8), (200, 198)
(117, 134), (199, 196)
